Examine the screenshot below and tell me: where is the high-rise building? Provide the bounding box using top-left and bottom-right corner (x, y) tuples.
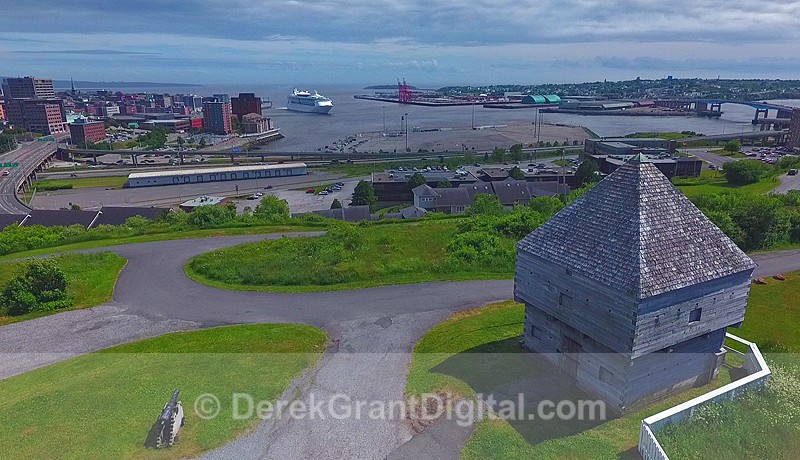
(69, 118), (107, 145)
(231, 93), (262, 120)
(181, 95), (203, 110)
(202, 98), (232, 134)
(2, 76), (56, 99)
(2, 76), (64, 133)
(212, 93), (231, 103)
(154, 94), (173, 108)
(789, 108), (800, 150)
(5, 99), (67, 134)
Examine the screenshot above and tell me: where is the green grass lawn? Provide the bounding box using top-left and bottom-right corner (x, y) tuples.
(657, 357), (800, 460)
(0, 324), (327, 459)
(0, 252), (126, 326)
(674, 170), (779, 198)
(405, 301), (740, 460)
(0, 224), (324, 262)
(733, 271), (800, 352)
(34, 175), (130, 190)
(708, 148), (747, 159)
(184, 220), (515, 292)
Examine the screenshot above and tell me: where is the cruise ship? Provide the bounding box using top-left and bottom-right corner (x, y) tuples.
(287, 89), (333, 114)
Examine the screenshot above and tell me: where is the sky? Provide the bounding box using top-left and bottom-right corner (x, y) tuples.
(1, 0), (800, 86)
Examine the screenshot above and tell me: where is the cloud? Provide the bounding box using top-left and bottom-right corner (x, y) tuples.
(10, 49), (157, 55)
(0, 0), (798, 83)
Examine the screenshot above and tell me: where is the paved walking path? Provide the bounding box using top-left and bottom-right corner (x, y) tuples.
(0, 233), (797, 458)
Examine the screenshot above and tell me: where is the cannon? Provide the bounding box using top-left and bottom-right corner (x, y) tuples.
(144, 389), (185, 448)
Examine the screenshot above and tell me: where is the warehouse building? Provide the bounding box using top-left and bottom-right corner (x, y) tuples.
(127, 162), (307, 187)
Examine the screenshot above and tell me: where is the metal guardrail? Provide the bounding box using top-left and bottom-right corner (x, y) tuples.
(638, 333), (771, 460)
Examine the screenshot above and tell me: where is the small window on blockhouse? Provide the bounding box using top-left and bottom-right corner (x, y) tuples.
(559, 293), (573, 310)
(599, 366), (613, 383)
(689, 308), (702, 324)
(531, 325), (542, 339)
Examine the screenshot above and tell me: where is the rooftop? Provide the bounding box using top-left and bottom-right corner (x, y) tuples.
(518, 161), (755, 299)
(180, 196), (226, 207)
(128, 162), (306, 179)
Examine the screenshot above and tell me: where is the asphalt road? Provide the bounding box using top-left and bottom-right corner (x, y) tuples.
(774, 172), (800, 194)
(0, 138), (61, 214)
(685, 148), (735, 168)
(0, 234), (797, 459)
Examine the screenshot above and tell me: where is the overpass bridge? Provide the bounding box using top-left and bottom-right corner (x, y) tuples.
(0, 137), (63, 214)
(679, 129), (789, 144)
(656, 99), (796, 122)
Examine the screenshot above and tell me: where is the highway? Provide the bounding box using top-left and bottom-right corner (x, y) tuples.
(0, 136), (62, 214)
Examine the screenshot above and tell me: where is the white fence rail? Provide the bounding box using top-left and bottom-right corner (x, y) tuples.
(638, 333), (771, 460)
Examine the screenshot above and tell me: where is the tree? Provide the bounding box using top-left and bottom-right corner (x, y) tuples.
(0, 258), (71, 316)
(351, 180), (377, 209)
(724, 139), (741, 153)
(467, 194), (504, 217)
(508, 166), (525, 180)
(231, 117), (243, 134)
(575, 158), (600, 186)
(330, 199), (343, 209)
(406, 172), (427, 190)
(490, 147), (507, 163)
(721, 160), (771, 186)
(436, 179), (453, 188)
(254, 195), (290, 221)
(177, 136), (185, 147)
(509, 144), (525, 162)
(0, 133), (17, 154)
(198, 138), (207, 148)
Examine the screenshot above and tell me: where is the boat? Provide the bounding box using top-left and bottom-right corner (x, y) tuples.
(262, 97), (273, 109)
(287, 89), (333, 114)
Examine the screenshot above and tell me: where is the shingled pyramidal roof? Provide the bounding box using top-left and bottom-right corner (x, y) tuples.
(517, 159), (756, 299)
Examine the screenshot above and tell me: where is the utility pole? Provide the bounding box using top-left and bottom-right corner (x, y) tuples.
(404, 113), (409, 152)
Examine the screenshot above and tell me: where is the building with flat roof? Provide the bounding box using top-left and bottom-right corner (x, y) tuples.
(2, 77), (56, 99)
(139, 118), (191, 132)
(127, 162), (307, 187)
(179, 196), (227, 212)
(789, 108), (800, 151)
(69, 118), (107, 145)
(231, 93), (262, 120)
(412, 178), (564, 214)
(5, 98), (66, 134)
(515, 158), (755, 412)
(203, 99), (232, 134)
(241, 113), (271, 134)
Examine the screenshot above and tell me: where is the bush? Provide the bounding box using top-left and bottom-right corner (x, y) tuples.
(467, 194), (504, 217)
(188, 203), (237, 228)
(0, 258), (72, 316)
(723, 139), (741, 153)
(721, 160), (772, 186)
(254, 195), (290, 221)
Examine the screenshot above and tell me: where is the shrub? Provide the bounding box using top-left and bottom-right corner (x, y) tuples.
(721, 159), (771, 186)
(0, 258), (72, 316)
(467, 194), (504, 217)
(254, 195), (290, 221)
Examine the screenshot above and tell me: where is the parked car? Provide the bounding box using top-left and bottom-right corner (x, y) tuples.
(319, 190), (329, 195)
(789, 169), (798, 176)
(306, 188), (315, 194)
